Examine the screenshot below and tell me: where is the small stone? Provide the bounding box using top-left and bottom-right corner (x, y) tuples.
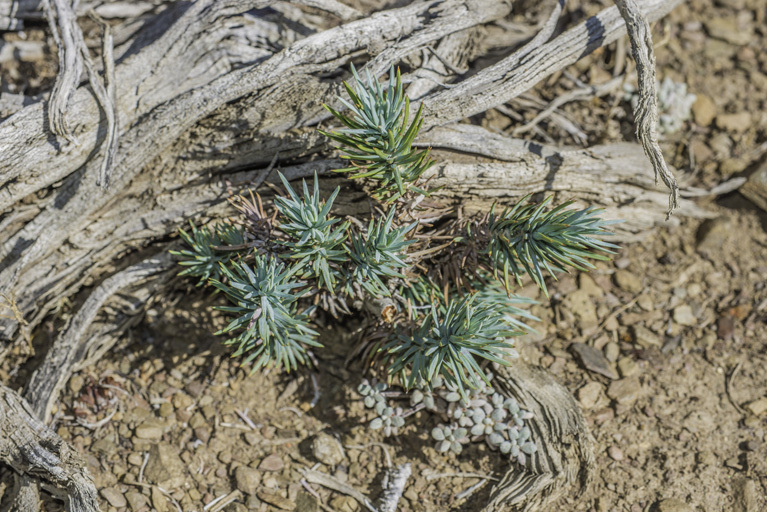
(101, 488), (127, 508)
(743, 440), (760, 452)
(295, 492), (320, 512)
(135, 421), (164, 440)
(614, 270), (642, 294)
(235, 466), (261, 495)
(705, 18), (753, 46)
(697, 218), (732, 254)
(158, 402), (174, 418)
(632, 325), (662, 348)
(691, 95), (716, 126)
(571, 343), (618, 379)
(151, 486), (168, 512)
(604, 342), (620, 363)
(718, 315), (736, 340)
(696, 450), (716, 466)
(125, 491), (148, 512)
(312, 432), (345, 466)
(188, 412), (206, 429)
(654, 498), (692, 512)
(719, 157), (749, 176)
(745, 397), (767, 416)
(144, 443), (187, 488)
(185, 381), (205, 398)
(608, 445), (624, 461)
(594, 407), (614, 425)
(733, 477), (759, 512)
(636, 294), (654, 312)
(716, 112), (752, 133)
(577, 382), (603, 409)
(194, 427), (211, 443)
(259, 453), (285, 472)
(741, 160), (767, 212)
(673, 305), (696, 327)
(69, 375), (85, 395)
(617, 357), (639, 378)
(257, 490), (296, 511)
(579, 274), (603, 297)
(607, 377), (641, 406)
(562, 289), (598, 327)
(329, 495), (359, 512)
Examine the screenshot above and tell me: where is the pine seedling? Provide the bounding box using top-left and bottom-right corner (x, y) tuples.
(385, 294), (525, 398)
(346, 209), (417, 298)
(170, 222), (245, 285)
(274, 172), (349, 292)
(321, 64), (434, 202)
(211, 254), (320, 372)
(483, 196), (618, 297)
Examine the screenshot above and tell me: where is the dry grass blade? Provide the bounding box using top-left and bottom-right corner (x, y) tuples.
(614, 0), (680, 217)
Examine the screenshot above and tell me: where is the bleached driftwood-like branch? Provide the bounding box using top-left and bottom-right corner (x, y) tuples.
(0, 385), (100, 512)
(614, 0), (679, 216)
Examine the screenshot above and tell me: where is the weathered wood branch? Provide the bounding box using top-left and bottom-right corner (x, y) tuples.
(0, 385), (100, 512)
(483, 362), (594, 511)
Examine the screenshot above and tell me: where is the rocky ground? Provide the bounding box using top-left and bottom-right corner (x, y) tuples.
(2, 0), (767, 511)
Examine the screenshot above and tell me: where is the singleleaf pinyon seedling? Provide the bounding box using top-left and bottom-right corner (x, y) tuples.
(172, 64), (617, 467)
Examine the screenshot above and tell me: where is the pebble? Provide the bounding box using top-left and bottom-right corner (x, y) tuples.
(705, 18), (753, 46)
(632, 325), (662, 348)
(691, 95), (716, 126)
(733, 477), (759, 512)
(257, 490), (296, 511)
(696, 450), (715, 466)
(577, 382), (603, 409)
(259, 453), (285, 472)
(312, 432), (346, 466)
(654, 498), (692, 512)
(608, 445), (624, 461)
(579, 273), (603, 297)
(604, 341), (620, 363)
(563, 289), (599, 327)
(607, 377), (641, 406)
(673, 305), (697, 327)
(235, 465), (261, 495)
(741, 159), (767, 212)
(125, 491), (148, 512)
(135, 421), (164, 440)
(745, 397), (767, 416)
(101, 488), (127, 508)
(151, 487), (168, 512)
(144, 443), (187, 488)
(69, 374), (85, 395)
(716, 111), (752, 133)
(614, 270), (642, 294)
(617, 357), (639, 378)
(571, 343), (618, 379)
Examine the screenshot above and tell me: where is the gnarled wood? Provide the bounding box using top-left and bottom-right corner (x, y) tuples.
(0, 385), (99, 512)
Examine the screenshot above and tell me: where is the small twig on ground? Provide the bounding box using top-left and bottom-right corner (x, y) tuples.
(300, 479), (337, 512)
(725, 362), (745, 415)
(424, 471), (499, 482)
(207, 490), (242, 512)
(302, 468), (377, 512)
(75, 408), (117, 429)
(346, 443), (392, 468)
(235, 408), (258, 430)
(614, 0), (679, 217)
(279, 406), (304, 417)
(454, 478), (489, 501)
(138, 452), (149, 484)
